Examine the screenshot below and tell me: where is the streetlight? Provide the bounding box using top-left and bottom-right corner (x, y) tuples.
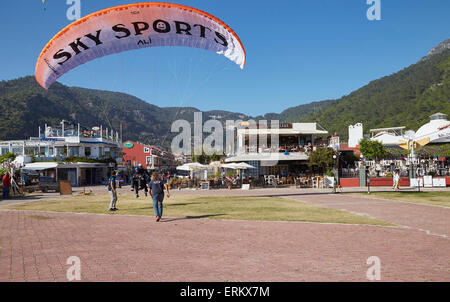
(332, 154), (337, 193)
(360, 154), (370, 193)
(360, 154), (365, 188)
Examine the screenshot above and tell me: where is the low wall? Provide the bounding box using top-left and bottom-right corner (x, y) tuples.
(399, 178), (410, 186)
(339, 177), (450, 187)
(339, 177), (411, 187)
(368, 178), (410, 187)
(339, 178), (359, 187)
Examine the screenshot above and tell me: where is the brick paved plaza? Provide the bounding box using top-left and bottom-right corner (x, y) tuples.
(0, 188), (449, 282)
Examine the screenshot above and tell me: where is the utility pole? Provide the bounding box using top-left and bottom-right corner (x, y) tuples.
(120, 123), (123, 143)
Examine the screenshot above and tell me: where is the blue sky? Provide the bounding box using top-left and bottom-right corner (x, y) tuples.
(0, 0), (449, 116)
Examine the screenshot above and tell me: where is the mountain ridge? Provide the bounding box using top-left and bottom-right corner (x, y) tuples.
(0, 39), (449, 146)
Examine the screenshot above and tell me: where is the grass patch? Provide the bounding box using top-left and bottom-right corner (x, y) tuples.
(4, 192), (393, 226)
(352, 191), (450, 207)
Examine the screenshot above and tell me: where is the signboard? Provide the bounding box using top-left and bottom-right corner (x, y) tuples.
(58, 180), (72, 195)
(146, 156), (152, 165)
(123, 142), (134, 149)
(144, 147), (150, 153)
(241, 184), (250, 190)
(201, 182), (210, 190)
(432, 178), (446, 187)
(410, 178), (423, 187)
(279, 123), (293, 129)
(30, 137), (65, 143)
(423, 175), (433, 188)
(325, 176), (335, 188)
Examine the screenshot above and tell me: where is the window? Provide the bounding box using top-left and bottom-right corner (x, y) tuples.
(55, 147), (66, 156)
(69, 147), (80, 157)
(103, 147), (111, 158)
(12, 147), (23, 155)
(85, 147), (91, 157)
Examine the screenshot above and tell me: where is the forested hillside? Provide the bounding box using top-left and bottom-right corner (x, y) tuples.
(0, 40), (448, 145)
(0, 76), (251, 147)
(271, 44), (450, 139)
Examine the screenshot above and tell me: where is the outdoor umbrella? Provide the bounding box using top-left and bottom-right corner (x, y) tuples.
(234, 162), (256, 169)
(220, 163), (239, 169)
(176, 162), (206, 171)
(176, 164), (192, 171)
(208, 161), (222, 167)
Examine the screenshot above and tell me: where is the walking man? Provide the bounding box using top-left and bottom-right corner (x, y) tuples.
(149, 172), (170, 222)
(108, 171), (118, 211)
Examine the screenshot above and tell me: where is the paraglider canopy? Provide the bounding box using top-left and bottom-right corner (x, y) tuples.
(35, 2), (246, 89)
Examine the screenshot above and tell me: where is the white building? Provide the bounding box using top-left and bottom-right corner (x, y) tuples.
(369, 113), (450, 148)
(225, 122), (328, 176)
(0, 120), (122, 186)
(348, 123), (363, 148)
(414, 113), (450, 144)
(370, 126), (406, 148)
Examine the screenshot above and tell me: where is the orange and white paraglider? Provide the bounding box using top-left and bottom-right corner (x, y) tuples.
(35, 2), (246, 89)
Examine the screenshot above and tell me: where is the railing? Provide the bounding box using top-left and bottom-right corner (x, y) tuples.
(240, 144), (328, 154)
(339, 168), (360, 179)
(342, 167), (449, 178)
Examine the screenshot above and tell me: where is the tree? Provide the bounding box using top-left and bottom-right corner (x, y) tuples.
(0, 152), (16, 164)
(385, 147), (410, 159)
(359, 138), (387, 160)
(0, 152), (16, 176)
(192, 149), (224, 164)
(308, 148), (336, 173)
(415, 143), (450, 158)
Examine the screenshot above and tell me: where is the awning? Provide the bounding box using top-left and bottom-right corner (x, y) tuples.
(22, 162), (59, 171)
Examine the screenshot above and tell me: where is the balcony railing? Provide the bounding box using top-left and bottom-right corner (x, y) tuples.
(239, 144), (328, 154)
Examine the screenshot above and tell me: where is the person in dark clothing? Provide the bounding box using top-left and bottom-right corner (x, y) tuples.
(137, 164), (149, 197)
(2, 173), (11, 199)
(149, 172), (170, 222)
(131, 167), (140, 197)
(131, 166), (148, 198)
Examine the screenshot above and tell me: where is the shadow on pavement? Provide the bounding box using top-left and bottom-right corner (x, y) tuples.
(161, 214), (225, 223)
